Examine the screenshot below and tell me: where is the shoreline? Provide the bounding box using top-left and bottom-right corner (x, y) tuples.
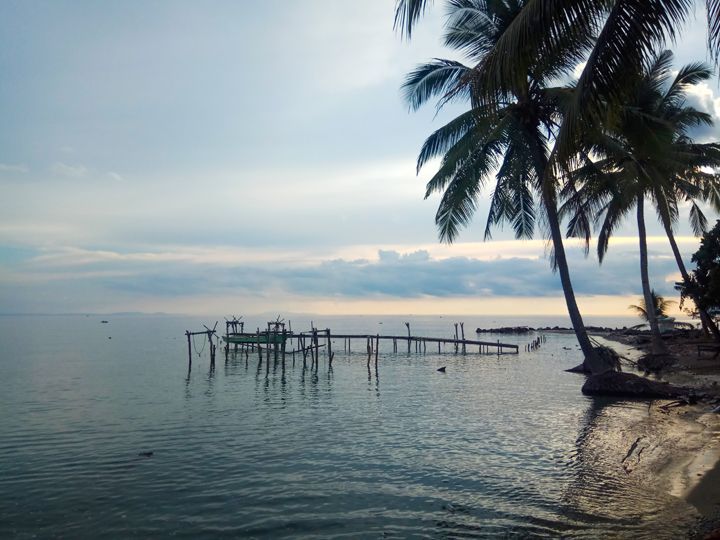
(596, 332), (720, 535)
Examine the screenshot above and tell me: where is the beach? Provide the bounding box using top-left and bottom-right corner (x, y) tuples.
(595, 332), (720, 537)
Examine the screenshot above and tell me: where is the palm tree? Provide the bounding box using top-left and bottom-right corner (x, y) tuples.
(628, 290), (675, 322)
(562, 51), (720, 353)
(404, 0), (608, 373)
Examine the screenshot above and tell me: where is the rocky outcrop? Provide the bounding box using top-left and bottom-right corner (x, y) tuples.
(475, 326), (534, 334)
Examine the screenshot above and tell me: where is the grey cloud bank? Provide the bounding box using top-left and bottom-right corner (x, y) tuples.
(0, 244), (683, 313)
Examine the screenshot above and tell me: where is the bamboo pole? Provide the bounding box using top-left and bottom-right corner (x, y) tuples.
(186, 331), (192, 369)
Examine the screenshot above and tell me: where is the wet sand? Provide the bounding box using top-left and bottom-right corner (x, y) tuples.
(596, 332), (720, 534)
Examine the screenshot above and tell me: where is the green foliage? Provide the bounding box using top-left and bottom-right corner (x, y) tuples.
(403, 0), (574, 244)
(677, 220), (720, 315)
(561, 50), (720, 262)
(394, 0), (720, 168)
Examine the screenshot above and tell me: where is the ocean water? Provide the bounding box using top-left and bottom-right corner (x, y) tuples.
(0, 314), (701, 538)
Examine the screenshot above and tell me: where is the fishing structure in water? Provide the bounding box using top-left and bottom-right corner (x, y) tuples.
(184, 322), (219, 372)
(184, 318), (519, 370)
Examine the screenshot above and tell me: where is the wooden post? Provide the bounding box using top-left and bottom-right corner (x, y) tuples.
(256, 328), (262, 363)
(301, 335), (307, 367)
(454, 323), (459, 353)
(375, 333), (379, 366)
(326, 329), (332, 364)
(314, 329), (320, 366)
(186, 331), (192, 369)
(405, 322), (411, 353)
(460, 322), (466, 354)
(208, 330), (215, 366)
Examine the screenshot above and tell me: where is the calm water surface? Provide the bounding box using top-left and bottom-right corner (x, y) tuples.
(0, 314), (700, 538)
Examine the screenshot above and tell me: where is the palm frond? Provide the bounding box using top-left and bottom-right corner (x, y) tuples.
(708, 0), (720, 63)
(556, 0), (694, 163)
(394, 0), (432, 39)
(416, 109), (479, 173)
(689, 201), (709, 236)
(402, 59), (472, 111)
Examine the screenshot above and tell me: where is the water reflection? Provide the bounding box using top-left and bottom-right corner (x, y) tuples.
(367, 362), (380, 397)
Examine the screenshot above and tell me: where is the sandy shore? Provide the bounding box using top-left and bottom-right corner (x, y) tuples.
(595, 332), (720, 536)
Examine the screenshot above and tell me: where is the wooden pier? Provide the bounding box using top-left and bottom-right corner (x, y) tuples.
(185, 319), (520, 369)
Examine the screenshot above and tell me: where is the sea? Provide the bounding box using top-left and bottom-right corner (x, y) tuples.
(0, 313), (703, 538)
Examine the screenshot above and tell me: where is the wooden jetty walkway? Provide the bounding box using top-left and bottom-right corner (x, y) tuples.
(184, 318), (519, 371)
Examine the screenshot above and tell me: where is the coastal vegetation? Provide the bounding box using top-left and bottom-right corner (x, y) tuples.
(628, 291), (675, 323)
(678, 219), (720, 322)
(396, 0), (720, 371)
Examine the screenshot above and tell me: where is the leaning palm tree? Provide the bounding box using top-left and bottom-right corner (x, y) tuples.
(562, 51), (720, 353)
(404, 0), (608, 373)
(628, 290), (675, 322)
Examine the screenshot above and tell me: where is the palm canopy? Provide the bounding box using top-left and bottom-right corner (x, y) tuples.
(562, 50), (720, 261)
(396, 0), (720, 164)
(403, 0), (579, 243)
(628, 290), (676, 321)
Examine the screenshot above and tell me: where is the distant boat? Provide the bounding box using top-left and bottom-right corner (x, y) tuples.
(101, 320), (109, 324)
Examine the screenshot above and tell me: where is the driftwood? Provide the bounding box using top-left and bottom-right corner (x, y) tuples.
(581, 371), (691, 398)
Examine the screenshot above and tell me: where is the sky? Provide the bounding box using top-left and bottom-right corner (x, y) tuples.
(1, 0), (719, 318)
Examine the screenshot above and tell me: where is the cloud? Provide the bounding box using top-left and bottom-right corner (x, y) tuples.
(0, 242), (684, 311)
(0, 163), (28, 173)
(50, 162), (88, 178)
(683, 81), (720, 140)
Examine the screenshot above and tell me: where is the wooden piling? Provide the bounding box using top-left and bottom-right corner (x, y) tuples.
(185, 331), (192, 369)
(375, 333), (379, 367)
(405, 322), (411, 353)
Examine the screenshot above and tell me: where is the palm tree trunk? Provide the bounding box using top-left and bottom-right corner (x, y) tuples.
(661, 216), (720, 341)
(637, 195), (668, 354)
(543, 192), (604, 373)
